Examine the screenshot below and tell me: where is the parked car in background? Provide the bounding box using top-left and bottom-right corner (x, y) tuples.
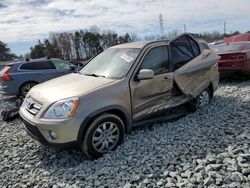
(0, 58), (77, 96)
(224, 33), (250, 43)
(212, 42), (250, 76)
(208, 40), (223, 47)
(68, 60), (88, 68)
(20, 34), (219, 159)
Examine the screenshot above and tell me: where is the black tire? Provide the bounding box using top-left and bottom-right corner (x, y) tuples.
(15, 98), (24, 107)
(20, 82), (37, 97)
(81, 113), (125, 159)
(187, 88), (211, 112)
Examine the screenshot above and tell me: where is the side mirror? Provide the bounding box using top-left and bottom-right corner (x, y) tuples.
(137, 69), (154, 80)
(70, 65), (78, 72)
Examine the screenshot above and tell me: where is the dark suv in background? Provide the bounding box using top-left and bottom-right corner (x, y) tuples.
(0, 58), (77, 96)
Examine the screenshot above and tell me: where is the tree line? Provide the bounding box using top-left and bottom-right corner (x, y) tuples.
(0, 41), (17, 61)
(30, 26), (139, 60)
(29, 27), (248, 61)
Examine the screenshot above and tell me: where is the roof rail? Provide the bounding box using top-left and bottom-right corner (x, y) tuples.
(143, 39), (170, 48)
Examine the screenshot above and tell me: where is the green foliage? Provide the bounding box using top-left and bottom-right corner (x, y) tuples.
(30, 28), (137, 60)
(0, 41), (17, 61)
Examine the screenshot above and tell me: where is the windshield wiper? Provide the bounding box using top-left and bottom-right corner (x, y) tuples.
(84, 73), (105, 78)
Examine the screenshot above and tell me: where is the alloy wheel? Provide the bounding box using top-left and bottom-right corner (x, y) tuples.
(92, 122), (120, 153)
(197, 90), (210, 107)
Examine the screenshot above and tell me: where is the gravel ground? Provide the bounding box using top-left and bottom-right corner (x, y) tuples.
(0, 80), (250, 188)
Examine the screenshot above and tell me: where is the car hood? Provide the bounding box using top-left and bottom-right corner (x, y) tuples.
(28, 73), (116, 103)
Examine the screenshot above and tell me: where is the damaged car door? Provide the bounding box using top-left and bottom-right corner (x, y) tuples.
(170, 35), (219, 98)
(130, 44), (173, 121)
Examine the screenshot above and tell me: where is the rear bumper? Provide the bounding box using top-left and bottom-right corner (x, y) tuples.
(20, 117), (78, 148)
(218, 61), (250, 73)
(0, 85), (8, 94)
(0, 82), (18, 95)
(219, 67), (246, 72)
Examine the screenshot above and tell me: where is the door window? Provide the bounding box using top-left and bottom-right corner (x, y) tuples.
(170, 35), (200, 70)
(189, 38), (200, 56)
(20, 61), (55, 70)
(140, 46), (169, 76)
(52, 60), (70, 70)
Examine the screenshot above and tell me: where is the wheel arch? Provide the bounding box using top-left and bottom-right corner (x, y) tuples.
(77, 106), (132, 145)
(19, 81), (39, 93)
(208, 82), (214, 98)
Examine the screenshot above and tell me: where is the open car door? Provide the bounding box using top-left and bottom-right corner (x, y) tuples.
(170, 34), (220, 99)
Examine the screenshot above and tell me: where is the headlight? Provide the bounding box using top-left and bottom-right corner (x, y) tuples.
(43, 97), (79, 119)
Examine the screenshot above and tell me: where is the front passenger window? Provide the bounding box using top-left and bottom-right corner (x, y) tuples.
(140, 46), (168, 76)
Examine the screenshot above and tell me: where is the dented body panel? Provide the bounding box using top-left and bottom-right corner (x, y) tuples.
(173, 49), (220, 98)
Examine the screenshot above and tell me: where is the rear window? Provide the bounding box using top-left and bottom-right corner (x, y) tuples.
(213, 44), (244, 53)
(200, 42), (210, 50)
(20, 61), (56, 70)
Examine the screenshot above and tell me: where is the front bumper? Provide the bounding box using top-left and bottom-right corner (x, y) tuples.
(20, 116), (78, 148)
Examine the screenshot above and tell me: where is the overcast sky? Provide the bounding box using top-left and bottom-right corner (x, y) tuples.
(0, 0), (250, 55)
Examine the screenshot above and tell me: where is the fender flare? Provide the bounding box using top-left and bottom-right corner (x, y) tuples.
(77, 105), (132, 145)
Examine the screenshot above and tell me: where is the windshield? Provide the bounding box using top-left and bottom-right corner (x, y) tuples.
(80, 48), (141, 79)
(212, 44), (244, 53)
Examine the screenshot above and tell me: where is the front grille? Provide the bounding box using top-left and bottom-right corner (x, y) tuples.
(24, 97), (43, 116)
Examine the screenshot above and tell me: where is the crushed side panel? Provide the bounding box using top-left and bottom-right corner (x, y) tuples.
(174, 50), (220, 98)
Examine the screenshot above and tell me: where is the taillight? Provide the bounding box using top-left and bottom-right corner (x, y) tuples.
(2, 66), (12, 81)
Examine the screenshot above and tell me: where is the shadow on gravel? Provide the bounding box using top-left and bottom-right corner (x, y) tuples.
(0, 96), (17, 103)
(220, 74), (250, 83)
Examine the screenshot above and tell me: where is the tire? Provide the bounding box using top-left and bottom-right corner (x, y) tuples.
(20, 82), (37, 97)
(188, 88), (211, 112)
(81, 113), (125, 159)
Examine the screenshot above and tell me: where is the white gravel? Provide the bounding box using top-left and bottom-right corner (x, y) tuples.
(0, 80), (250, 188)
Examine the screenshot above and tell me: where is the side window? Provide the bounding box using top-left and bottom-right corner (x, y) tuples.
(200, 42), (210, 50)
(20, 61), (55, 70)
(20, 63), (36, 70)
(35, 61), (56, 70)
(52, 60), (70, 70)
(189, 38), (200, 56)
(140, 46), (169, 76)
(170, 35), (200, 70)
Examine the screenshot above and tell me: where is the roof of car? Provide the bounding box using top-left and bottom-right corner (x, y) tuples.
(111, 40), (170, 49)
(216, 41), (250, 46)
(5, 58), (69, 66)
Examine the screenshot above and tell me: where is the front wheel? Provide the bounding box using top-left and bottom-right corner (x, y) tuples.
(81, 114), (125, 159)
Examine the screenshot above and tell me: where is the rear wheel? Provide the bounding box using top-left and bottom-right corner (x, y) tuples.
(188, 88), (211, 112)
(81, 113), (125, 159)
(20, 82), (37, 96)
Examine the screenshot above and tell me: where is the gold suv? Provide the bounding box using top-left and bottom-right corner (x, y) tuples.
(20, 34), (219, 159)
